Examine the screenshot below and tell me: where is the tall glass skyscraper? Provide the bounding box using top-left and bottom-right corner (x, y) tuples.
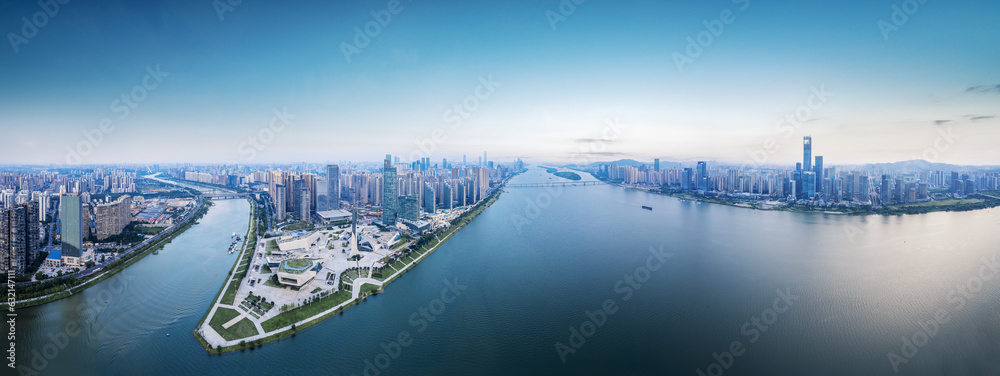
(803, 136), (813, 172)
(382, 158), (398, 225)
(696, 161), (708, 191)
(60, 193), (83, 260)
(442, 184), (453, 210)
(803, 171), (816, 199)
(813, 155), (823, 194)
(327, 164), (340, 210)
(423, 184), (435, 214)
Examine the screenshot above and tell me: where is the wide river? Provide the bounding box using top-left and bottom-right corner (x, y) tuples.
(13, 167), (1000, 375)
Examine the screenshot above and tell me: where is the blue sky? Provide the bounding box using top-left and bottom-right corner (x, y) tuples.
(1, 0), (998, 165)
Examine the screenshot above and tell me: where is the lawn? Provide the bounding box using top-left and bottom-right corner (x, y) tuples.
(209, 307), (260, 341)
(265, 239), (279, 255)
(360, 283), (381, 295)
(221, 280), (240, 305)
(260, 290), (353, 332)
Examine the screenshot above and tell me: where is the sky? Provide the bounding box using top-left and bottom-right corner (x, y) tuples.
(0, 0), (998, 166)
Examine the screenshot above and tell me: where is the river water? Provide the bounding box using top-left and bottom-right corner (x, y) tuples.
(12, 167), (1000, 375)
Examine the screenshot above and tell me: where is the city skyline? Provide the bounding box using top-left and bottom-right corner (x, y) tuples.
(1, 0), (999, 165)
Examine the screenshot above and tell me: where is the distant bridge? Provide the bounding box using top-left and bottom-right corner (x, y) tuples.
(505, 181), (603, 188)
(203, 192), (248, 200)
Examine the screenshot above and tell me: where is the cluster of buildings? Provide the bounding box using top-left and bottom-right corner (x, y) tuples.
(170, 153), (520, 232)
(0, 168), (158, 276)
(600, 137), (999, 207)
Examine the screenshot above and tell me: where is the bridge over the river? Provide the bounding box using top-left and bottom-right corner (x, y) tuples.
(504, 181), (603, 188)
(202, 192), (248, 200)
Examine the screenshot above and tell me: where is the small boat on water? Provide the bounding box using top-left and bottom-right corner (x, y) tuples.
(642, 206), (653, 211)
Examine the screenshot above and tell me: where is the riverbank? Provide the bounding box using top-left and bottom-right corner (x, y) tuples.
(193, 172), (521, 354)
(592, 173), (1000, 216)
(0, 198), (210, 310)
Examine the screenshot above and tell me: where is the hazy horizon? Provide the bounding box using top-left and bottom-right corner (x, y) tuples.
(2, 0), (998, 166)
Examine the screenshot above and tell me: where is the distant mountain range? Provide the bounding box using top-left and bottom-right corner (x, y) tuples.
(561, 159), (999, 172)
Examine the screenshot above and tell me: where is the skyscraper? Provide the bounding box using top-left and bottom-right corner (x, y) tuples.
(399, 195), (419, 222)
(803, 171), (816, 199)
(456, 181), (467, 206)
(382, 157), (398, 225)
(60, 193), (83, 265)
(327, 164), (340, 210)
(299, 188), (311, 222)
(813, 156), (823, 195)
(696, 161), (708, 191)
(881, 175), (891, 205)
(654, 159), (660, 172)
(803, 136), (813, 172)
(0, 201), (39, 275)
(274, 184), (286, 221)
(442, 183), (453, 210)
(859, 175), (871, 203)
(423, 184), (435, 214)
(95, 195), (132, 240)
(303, 173), (317, 214)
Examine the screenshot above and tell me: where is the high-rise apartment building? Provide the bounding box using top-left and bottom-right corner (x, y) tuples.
(423, 184), (435, 214)
(95, 195), (132, 240)
(0, 201), (40, 275)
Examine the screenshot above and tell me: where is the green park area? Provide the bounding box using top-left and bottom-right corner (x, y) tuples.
(209, 307), (260, 341)
(260, 289), (353, 332)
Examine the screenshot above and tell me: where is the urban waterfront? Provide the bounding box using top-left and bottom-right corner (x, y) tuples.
(12, 167), (1000, 375)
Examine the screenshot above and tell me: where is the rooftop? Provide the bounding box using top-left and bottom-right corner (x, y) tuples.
(278, 258), (314, 275)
